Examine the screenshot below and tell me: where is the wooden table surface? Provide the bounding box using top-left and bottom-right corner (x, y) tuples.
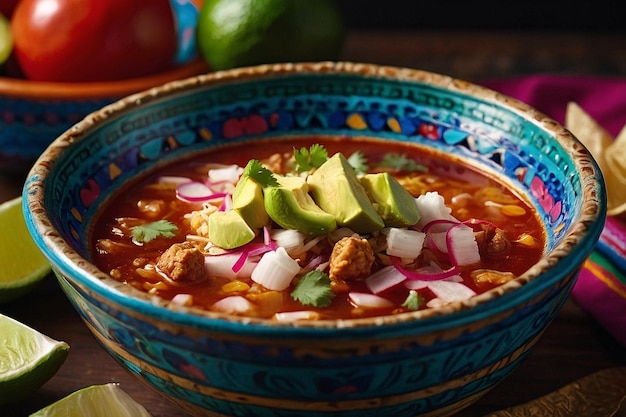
(2, 30), (626, 417)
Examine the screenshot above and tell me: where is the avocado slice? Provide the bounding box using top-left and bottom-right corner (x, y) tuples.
(360, 172), (420, 227)
(307, 153), (384, 233)
(232, 175), (269, 229)
(264, 175), (337, 235)
(208, 210), (256, 249)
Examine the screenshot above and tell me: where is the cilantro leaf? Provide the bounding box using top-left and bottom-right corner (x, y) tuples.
(291, 270), (335, 308)
(379, 153), (427, 173)
(293, 144), (328, 172)
(401, 290), (424, 311)
(347, 151), (369, 175)
(242, 159), (279, 187)
(131, 220), (178, 243)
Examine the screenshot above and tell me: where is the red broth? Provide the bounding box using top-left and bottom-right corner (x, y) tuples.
(91, 137), (545, 320)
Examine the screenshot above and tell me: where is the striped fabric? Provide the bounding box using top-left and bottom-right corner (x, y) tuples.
(483, 75), (626, 347)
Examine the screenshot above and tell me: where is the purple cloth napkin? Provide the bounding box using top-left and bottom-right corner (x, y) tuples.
(482, 75), (626, 347)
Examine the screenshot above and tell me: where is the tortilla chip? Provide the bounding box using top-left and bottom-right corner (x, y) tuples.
(565, 102), (626, 217)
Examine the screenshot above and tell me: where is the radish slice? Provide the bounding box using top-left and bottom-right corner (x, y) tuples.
(365, 265), (407, 294)
(205, 253), (258, 279)
(208, 164), (243, 184)
(349, 292), (394, 309)
(426, 280), (476, 303)
(176, 181), (218, 202)
(158, 175), (193, 185)
(446, 224), (480, 266)
(212, 296), (254, 314)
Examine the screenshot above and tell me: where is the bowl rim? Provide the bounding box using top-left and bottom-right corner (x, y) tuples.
(23, 61), (607, 332)
(0, 59), (209, 100)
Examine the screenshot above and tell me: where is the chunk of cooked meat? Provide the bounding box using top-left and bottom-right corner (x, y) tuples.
(156, 241), (206, 283)
(476, 225), (511, 258)
(329, 235), (375, 281)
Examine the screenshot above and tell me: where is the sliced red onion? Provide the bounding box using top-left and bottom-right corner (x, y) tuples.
(391, 256), (459, 281)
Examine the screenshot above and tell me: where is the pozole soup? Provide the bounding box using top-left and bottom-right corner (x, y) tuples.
(92, 137), (545, 321)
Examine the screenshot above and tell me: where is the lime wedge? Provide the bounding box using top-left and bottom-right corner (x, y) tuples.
(29, 383), (153, 417)
(0, 313), (69, 405)
(0, 196), (52, 304)
(0, 12), (12, 66)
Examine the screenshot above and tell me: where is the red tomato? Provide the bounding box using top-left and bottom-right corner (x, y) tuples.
(10, 0), (179, 82)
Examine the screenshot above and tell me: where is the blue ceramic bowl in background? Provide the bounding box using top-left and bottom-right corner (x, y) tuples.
(23, 62), (605, 417)
(0, 60), (208, 174)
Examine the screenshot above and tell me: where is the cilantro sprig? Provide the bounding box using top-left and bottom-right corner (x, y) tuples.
(242, 159), (279, 187)
(291, 270), (335, 308)
(379, 153), (427, 173)
(347, 150), (369, 175)
(131, 220), (178, 243)
(401, 290), (424, 311)
(293, 144), (328, 172)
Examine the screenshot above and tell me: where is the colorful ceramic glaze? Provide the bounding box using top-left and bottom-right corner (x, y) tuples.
(23, 62), (606, 417)
(0, 59), (208, 173)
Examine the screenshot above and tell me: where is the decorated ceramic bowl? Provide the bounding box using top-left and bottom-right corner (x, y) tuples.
(23, 62), (606, 417)
(0, 60), (208, 174)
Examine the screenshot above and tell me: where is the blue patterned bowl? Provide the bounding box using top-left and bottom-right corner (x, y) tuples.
(23, 62), (606, 417)
(0, 60), (208, 174)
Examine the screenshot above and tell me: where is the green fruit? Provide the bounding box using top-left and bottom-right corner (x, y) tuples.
(360, 172), (421, 227)
(29, 383), (152, 417)
(0, 12), (12, 67)
(264, 175), (336, 235)
(308, 153), (385, 233)
(232, 175), (269, 229)
(0, 314), (69, 405)
(209, 210), (256, 249)
(196, 0), (345, 71)
(0, 197), (51, 304)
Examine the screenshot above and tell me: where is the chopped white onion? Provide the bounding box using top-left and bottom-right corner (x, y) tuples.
(270, 228), (306, 255)
(365, 265), (407, 294)
(205, 253), (258, 279)
(414, 192), (459, 231)
(447, 225), (481, 266)
(385, 228), (426, 259)
(274, 311), (320, 321)
(212, 296), (254, 314)
(348, 292), (394, 309)
(426, 279), (476, 303)
(251, 247), (301, 291)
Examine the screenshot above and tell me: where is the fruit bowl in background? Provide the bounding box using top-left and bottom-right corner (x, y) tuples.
(23, 62), (605, 417)
(0, 59), (208, 174)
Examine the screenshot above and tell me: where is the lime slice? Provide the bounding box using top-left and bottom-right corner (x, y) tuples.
(0, 196), (52, 304)
(0, 12), (12, 66)
(0, 313), (70, 405)
(29, 383), (153, 417)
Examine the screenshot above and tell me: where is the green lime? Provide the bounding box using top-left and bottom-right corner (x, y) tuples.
(0, 197), (52, 304)
(0, 12), (12, 66)
(29, 383), (153, 417)
(196, 0), (346, 71)
(0, 313), (69, 405)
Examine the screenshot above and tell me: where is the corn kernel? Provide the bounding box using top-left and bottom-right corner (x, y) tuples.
(221, 280), (250, 293)
(501, 204), (526, 217)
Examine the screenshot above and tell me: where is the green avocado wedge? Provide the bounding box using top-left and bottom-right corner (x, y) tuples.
(208, 210), (256, 249)
(232, 175), (269, 229)
(360, 172), (420, 227)
(307, 153), (384, 233)
(264, 176), (337, 235)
